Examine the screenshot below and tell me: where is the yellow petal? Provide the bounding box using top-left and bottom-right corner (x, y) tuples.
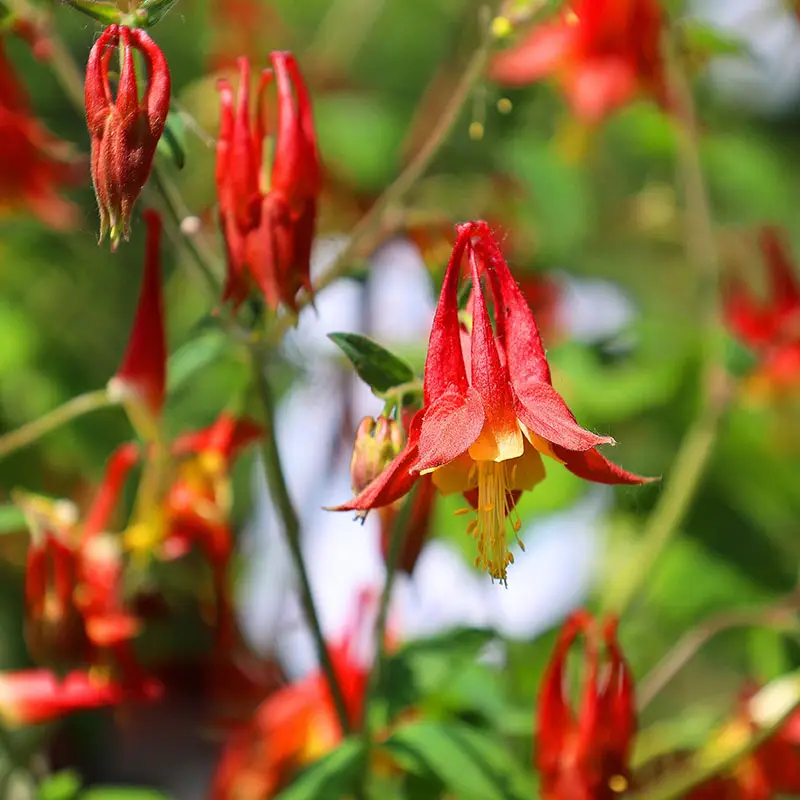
(430, 454), (477, 495)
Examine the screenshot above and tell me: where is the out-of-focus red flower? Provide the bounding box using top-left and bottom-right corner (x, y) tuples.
(17, 443), (144, 671)
(216, 52), (321, 311)
(108, 209), (166, 433)
(489, 0), (666, 122)
(211, 593), (373, 799)
(0, 669), (156, 727)
(207, 0), (286, 72)
(84, 25), (170, 248)
(333, 221), (651, 583)
(724, 227), (800, 396)
(163, 412), (262, 647)
(537, 611), (636, 800)
(0, 37), (80, 229)
(685, 684), (800, 800)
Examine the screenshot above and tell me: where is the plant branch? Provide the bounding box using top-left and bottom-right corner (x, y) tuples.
(248, 342), (351, 735)
(0, 389), (115, 462)
(604, 32), (730, 618)
(638, 592), (800, 710)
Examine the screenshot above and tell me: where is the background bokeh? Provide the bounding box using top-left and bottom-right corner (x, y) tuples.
(3, 0), (800, 797)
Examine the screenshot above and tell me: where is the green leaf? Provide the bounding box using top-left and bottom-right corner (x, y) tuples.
(399, 627), (494, 660)
(328, 332), (416, 393)
(37, 770), (81, 800)
(139, 0), (179, 26)
(61, 0), (122, 24)
(680, 20), (747, 59)
(80, 789), (171, 800)
(275, 738), (363, 800)
(382, 720), (532, 800)
(0, 505), (25, 534)
(167, 329), (232, 393)
(156, 110), (186, 170)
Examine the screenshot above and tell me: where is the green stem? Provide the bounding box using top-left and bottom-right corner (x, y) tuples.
(249, 342), (351, 735)
(0, 389), (115, 462)
(359, 487), (417, 777)
(604, 32), (729, 618)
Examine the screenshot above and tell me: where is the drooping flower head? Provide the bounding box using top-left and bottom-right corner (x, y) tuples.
(0, 37), (81, 228)
(84, 25), (171, 248)
(724, 226), (800, 396)
(537, 611), (636, 800)
(334, 222), (651, 583)
(489, 0), (666, 123)
(216, 52), (321, 311)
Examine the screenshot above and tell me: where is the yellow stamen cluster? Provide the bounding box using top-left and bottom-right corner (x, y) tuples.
(455, 461), (523, 584)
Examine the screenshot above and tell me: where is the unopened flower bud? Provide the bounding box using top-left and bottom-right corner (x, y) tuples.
(84, 25), (171, 248)
(350, 416), (404, 497)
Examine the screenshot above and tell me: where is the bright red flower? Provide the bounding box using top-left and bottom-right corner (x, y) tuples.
(108, 209), (167, 434)
(0, 37), (80, 229)
(724, 227), (800, 396)
(685, 684), (800, 800)
(163, 412), (262, 646)
(211, 593), (373, 799)
(84, 25), (171, 248)
(16, 443), (143, 669)
(0, 669), (135, 727)
(216, 52), (321, 311)
(489, 0), (666, 122)
(537, 611), (636, 800)
(334, 221), (651, 583)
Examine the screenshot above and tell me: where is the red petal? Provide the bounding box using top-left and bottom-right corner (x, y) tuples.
(555, 445), (654, 485)
(82, 442), (141, 542)
(416, 387), (485, 472)
(111, 209), (167, 418)
(514, 380), (614, 451)
(536, 611), (588, 776)
(759, 226), (800, 316)
(172, 413), (262, 460)
(489, 23), (576, 87)
(330, 413), (423, 512)
(723, 272), (775, 347)
(466, 241), (522, 459)
(565, 58), (637, 122)
(423, 224), (475, 403)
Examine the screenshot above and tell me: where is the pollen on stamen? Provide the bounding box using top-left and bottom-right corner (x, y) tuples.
(453, 507), (472, 517)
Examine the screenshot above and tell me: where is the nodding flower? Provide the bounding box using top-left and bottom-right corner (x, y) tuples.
(84, 26), (171, 248)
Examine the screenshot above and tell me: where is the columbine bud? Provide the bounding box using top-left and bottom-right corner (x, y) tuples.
(84, 25), (171, 249)
(350, 417), (405, 498)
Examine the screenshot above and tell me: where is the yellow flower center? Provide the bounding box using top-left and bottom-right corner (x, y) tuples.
(458, 461), (523, 584)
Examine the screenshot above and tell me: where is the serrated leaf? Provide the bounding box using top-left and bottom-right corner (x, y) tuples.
(382, 720), (531, 800)
(274, 738), (363, 800)
(156, 110), (186, 170)
(328, 332), (416, 393)
(167, 329), (231, 393)
(37, 770), (81, 800)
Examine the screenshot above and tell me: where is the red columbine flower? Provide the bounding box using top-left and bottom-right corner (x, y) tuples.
(211, 594), (372, 799)
(0, 37), (80, 229)
(108, 209), (166, 438)
(724, 227), (800, 396)
(537, 611), (636, 800)
(333, 222), (651, 583)
(216, 52), (321, 311)
(489, 0), (666, 122)
(0, 670), (127, 726)
(84, 25), (171, 249)
(164, 412), (262, 646)
(683, 684), (800, 800)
